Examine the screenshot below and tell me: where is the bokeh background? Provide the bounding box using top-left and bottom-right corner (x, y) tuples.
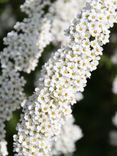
(0, 0), (117, 155)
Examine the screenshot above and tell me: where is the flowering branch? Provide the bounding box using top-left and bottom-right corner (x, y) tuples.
(0, 0), (86, 155)
(14, 0), (117, 155)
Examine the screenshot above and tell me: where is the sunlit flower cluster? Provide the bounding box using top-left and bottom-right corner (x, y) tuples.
(14, 0), (117, 155)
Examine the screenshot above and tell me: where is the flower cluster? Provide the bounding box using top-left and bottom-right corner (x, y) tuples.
(1, 1), (52, 73)
(0, 119), (8, 155)
(0, 0), (52, 119)
(0, 68), (26, 156)
(52, 115), (83, 155)
(0, 69), (26, 120)
(0, 0), (85, 123)
(1, 0), (86, 73)
(0, 0), (87, 155)
(20, 0), (50, 17)
(49, 0), (86, 45)
(0, 0), (51, 155)
(14, 0), (117, 155)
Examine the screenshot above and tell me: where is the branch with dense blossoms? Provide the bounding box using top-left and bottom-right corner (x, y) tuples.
(0, 1), (51, 155)
(0, 0), (85, 124)
(0, 1), (52, 124)
(13, 0), (117, 155)
(0, 0), (86, 155)
(1, 0), (51, 73)
(0, 0), (51, 122)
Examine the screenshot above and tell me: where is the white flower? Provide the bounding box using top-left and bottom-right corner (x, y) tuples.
(112, 113), (117, 127)
(112, 76), (117, 94)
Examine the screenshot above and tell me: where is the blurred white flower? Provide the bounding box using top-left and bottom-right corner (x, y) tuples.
(112, 76), (117, 94)
(110, 131), (117, 146)
(110, 113), (117, 146)
(112, 112), (117, 127)
(52, 115), (83, 156)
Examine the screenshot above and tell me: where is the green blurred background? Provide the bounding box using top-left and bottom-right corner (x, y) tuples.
(0, 0), (117, 155)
